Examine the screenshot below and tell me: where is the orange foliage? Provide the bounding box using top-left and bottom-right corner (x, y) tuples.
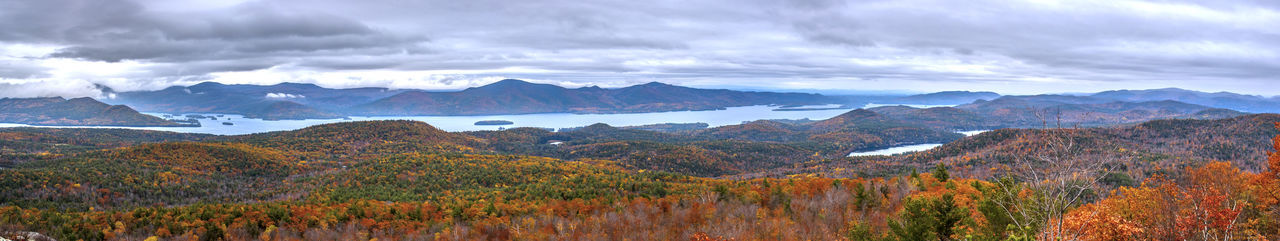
(1063, 161), (1268, 240)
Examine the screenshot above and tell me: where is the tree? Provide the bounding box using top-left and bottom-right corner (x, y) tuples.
(933, 163), (950, 183)
(889, 197), (938, 241)
(887, 194), (969, 241)
(931, 194), (967, 241)
(990, 129), (1120, 240)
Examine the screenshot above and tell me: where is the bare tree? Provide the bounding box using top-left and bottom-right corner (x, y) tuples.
(990, 118), (1123, 240)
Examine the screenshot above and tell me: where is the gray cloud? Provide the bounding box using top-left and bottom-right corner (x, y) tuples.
(1, 0), (1278, 97)
(0, 59), (49, 79)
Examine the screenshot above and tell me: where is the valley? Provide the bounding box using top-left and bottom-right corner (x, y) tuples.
(2, 83), (1279, 240)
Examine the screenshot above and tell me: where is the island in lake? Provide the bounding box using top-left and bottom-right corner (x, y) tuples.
(474, 120), (514, 126)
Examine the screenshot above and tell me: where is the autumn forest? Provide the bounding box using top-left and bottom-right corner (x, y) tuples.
(0, 103), (1277, 241)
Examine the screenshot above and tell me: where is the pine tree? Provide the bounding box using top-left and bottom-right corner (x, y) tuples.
(933, 163), (950, 183)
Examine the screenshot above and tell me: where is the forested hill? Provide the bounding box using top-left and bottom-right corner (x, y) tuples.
(104, 79), (838, 119)
(351, 79), (834, 115)
(869, 96), (1245, 130)
(769, 113), (1280, 181)
(1, 111), (1279, 240)
(0, 97), (186, 127)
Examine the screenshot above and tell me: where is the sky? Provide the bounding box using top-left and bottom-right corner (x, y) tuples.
(1, 0), (1278, 98)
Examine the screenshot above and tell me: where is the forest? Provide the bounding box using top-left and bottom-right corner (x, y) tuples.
(0, 113), (1278, 240)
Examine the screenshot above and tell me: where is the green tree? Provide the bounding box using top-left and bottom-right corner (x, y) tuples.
(888, 194), (970, 241)
(933, 163), (950, 183)
(889, 197), (937, 241)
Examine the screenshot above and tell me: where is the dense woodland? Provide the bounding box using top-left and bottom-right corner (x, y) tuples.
(1, 109), (1279, 240)
(0, 97), (184, 127)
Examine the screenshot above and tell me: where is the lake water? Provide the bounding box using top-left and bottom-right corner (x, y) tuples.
(0, 105), (858, 135)
(845, 129), (990, 157)
(0, 103), (992, 157)
(862, 103), (957, 109)
(959, 130), (991, 136)
(847, 144), (944, 157)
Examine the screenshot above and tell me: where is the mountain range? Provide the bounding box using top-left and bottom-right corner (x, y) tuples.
(105, 79), (1277, 120)
(1090, 88), (1280, 113)
(352, 79), (835, 115)
(868, 94), (1247, 130)
(105, 79), (840, 119)
(3, 94), (1280, 240)
(0, 97), (185, 126)
(2, 80), (1279, 127)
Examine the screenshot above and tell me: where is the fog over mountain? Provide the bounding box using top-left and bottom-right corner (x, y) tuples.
(2, 0), (1280, 98)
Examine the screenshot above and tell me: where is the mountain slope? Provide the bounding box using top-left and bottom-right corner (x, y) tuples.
(1092, 88), (1280, 113)
(234, 120), (486, 160)
(867, 95), (1246, 130)
(354, 79), (835, 115)
(892, 91), (1001, 105)
(0, 97), (184, 126)
(693, 109), (964, 154)
(108, 82), (396, 119)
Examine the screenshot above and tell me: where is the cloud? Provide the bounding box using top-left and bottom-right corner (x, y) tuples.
(265, 92), (304, 98)
(0, 80), (104, 98)
(1, 0), (1278, 97)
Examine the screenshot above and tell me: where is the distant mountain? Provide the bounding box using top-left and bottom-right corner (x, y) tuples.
(353, 79), (836, 115)
(869, 95), (1245, 130)
(695, 109), (964, 152)
(1091, 88), (1280, 113)
(0, 97), (185, 126)
(99, 82), (1277, 121)
(904, 113), (1280, 173)
(107, 82), (399, 119)
(892, 91), (1001, 105)
(107, 79), (836, 118)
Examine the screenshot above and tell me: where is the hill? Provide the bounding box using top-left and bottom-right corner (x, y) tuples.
(868, 95), (1246, 130)
(698, 109), (963, 150)
(107, 80), (840, 118)
(0, 128), (213, 165)
(2, 112), (1279, 240)
(353, 79), (836, 115)
(770, 113), (1280, 180)
(1092, 88), (1280, 113)
(0, 97), (185, 126)
(0, 142), (304, 209)
(107, 82), (391, 119)
(233, 120), (486, 160)
(892, 91), (1001, 105)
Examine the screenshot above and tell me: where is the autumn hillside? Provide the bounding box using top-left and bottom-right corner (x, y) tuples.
(233, 120), (486, 160)
(1, 113), (1279, 240)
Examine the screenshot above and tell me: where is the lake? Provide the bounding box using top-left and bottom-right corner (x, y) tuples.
(0, 105), (859, 135)
(2, 103), (997, 157)
(846, 129), (990, 157)
(862, 103), (958, 109)
(847, 144), (944, 157)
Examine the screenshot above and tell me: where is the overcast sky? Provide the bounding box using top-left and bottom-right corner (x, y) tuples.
(1, 0), (1278, 98)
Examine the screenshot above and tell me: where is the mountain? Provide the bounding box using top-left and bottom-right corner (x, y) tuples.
(234, 120), (486, 159)
(107, 82), (399, 119)
(106, 80), (837, 118)
(1091, 88), (1280, 113)
(907, 113), (1280, 174)
(3, 109), (1279, 240)
(867, 95), (1246, 130)
(756, 113), (1280, 182)
(892, 91), (1001, 105)
(0, 97), (185, 126)
(353, 79), (835, 115)
(865, 106), (991, 130)
(958, 96), (1245, 127)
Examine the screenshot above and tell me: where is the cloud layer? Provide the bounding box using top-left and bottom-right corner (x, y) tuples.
(1, 0), (1278, 98)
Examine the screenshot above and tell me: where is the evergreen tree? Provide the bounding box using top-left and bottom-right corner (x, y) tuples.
(933, 163), (950, 183)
